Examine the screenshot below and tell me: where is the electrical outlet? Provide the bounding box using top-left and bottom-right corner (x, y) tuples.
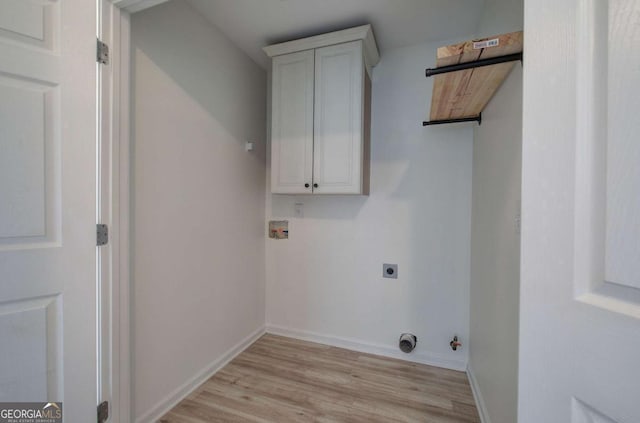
(383, 263), (398, 279)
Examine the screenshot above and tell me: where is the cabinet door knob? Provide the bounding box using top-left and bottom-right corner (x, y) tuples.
(305, 183), (310, 188)
(313, 183), (318, 188)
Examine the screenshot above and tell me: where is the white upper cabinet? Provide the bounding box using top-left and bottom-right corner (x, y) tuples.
(264, 25), (379, 195)
(313, 41), (364, 194)
(270, 50), (315, 194)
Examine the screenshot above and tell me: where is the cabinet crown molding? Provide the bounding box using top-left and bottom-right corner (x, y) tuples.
(263, 24), (380, 73)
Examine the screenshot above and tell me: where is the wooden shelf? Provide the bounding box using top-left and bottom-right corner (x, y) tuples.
(425, 31), (523, 125)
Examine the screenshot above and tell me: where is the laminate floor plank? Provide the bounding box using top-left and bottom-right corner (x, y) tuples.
(159, 334), (480, 422)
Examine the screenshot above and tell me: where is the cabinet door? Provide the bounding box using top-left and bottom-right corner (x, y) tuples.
(313, 41), (364, 194)
(271, 50), (315, 194)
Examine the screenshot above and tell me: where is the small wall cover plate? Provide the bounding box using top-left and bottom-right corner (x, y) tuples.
(383, 263), (398, 279)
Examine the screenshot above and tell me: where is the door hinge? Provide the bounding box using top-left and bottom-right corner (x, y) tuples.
(97, 38), (110, 65)
(97, 401), (109, 423)
(97, 224), (109, 246)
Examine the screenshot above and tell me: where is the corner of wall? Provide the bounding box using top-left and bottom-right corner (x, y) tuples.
(468, 1), (523, 422)
(467, 363), (491, 423)
(135, 326), (266, 423)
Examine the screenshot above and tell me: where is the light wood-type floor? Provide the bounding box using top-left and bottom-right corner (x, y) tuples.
(159, 334), (480, 422)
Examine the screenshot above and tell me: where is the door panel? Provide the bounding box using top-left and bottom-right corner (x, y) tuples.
(0, 1), (45, 40)
(0, 81), (48, 239)
(0, 12), (60, 249)
(573, 0), (640, 314)
(604, 0), (640, 290)
(0, 0), (56, 49)
(270, 50), (314, 194)
(313, 41), (363, 194)
(520, 0), (640, 422)
(0, 0), (97, 420)
(0, 295), (61, 402)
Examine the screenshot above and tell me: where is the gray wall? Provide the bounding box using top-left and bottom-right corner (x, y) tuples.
(131, 1), (266, 420)
(468, 0), (523, 422)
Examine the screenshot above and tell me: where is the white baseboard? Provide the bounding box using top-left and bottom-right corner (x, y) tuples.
(466, 363), (491, 423)
(265, 324), (467, 372)
(135, 325), (266, 423)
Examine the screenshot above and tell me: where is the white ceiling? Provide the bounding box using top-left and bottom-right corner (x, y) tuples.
(185, 0), (485, 69)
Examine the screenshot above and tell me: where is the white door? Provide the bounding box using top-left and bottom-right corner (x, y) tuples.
(519, 0), (640, 422)
(313, 41), (363, 194)
(270, 50), (314, 194)
(0, 0), (97, 421)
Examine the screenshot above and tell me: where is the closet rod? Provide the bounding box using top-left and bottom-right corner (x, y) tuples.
(425, 52), (523, 77)
(423, 114), (482, 126)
